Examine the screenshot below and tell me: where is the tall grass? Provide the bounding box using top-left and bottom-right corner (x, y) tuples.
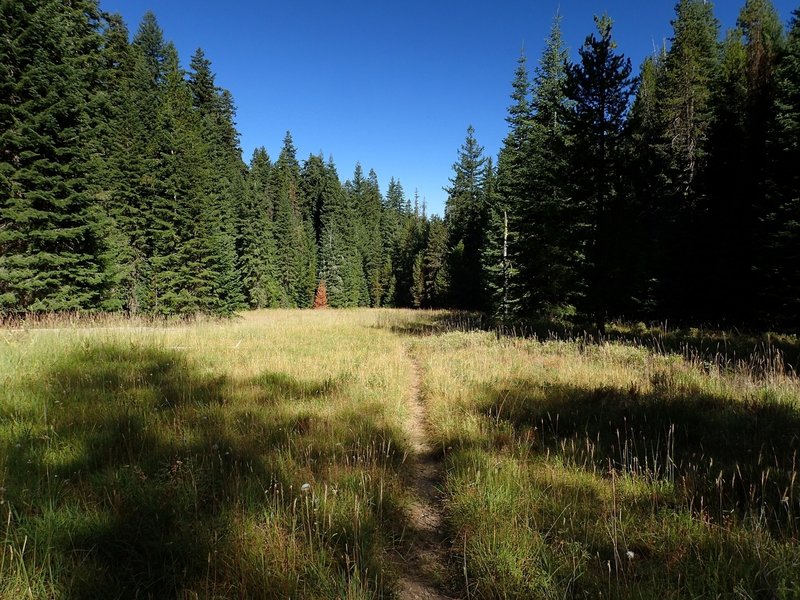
(0, 310), (421, 598)
(3, 309), (800, 598)
(408, 316), (800, 598)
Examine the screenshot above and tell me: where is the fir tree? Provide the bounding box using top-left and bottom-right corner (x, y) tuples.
(766, 9), (800, 327)
(566, 15), (634, 331)
(482, 158), (515, 320)
(272, 132), (316, 307)
(515, 14), (575, 317)
(240, 148), (280, 307)
(188, 48), (245, 313)
(444, 125), (488, 310)
(421, 216), (450, 308)
(0, 0), (109, 312)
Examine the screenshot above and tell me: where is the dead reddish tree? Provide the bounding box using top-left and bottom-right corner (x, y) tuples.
(313, 280), (328, 309)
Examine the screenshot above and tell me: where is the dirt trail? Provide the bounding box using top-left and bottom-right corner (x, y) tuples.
(397, 348), (455, 600)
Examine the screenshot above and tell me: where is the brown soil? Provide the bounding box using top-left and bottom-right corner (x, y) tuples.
(396, 349), (456, 600)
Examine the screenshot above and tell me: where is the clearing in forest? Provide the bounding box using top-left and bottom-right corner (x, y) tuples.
(1, 309), (799, 599)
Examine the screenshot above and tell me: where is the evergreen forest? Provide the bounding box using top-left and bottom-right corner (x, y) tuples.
(3, 0), (800, 331)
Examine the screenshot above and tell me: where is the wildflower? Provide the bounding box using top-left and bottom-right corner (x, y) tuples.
(300, 483), (312, 495)
(626, 550), (635, 560)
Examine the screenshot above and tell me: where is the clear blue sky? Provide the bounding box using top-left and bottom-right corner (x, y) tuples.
(102, 0), (797, 216)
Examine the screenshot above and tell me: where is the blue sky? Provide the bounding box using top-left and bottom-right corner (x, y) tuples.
(102, 0), (798, 216)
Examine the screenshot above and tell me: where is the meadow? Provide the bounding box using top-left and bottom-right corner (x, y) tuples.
(1, 310), (799, 598)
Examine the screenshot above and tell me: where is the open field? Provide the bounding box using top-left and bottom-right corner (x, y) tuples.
(1, 310), (800, 598)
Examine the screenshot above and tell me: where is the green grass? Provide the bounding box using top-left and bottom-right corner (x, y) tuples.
(411, 318), (800, 598)
(1, 309), (800, 598)
(0, 310), (420, 598)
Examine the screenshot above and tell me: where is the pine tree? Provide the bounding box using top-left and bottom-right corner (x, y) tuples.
(653, 0), (721, 320)
(421, 216), (450, 308)
(93, 12), (135, 311)
(737, 0), (784, 320)
(626, 53), (669, 317)
(496, 50), (532, 315)
(362, 169), (385, 306)
(482, 159), (514, 320)
(444, 125), (488, 310)
(380, 177), (406, 306)
(240, 148), (280, 307)
(105, 11), (170, 313)
(188, 48), (244, 313)
(272, 132), (316, 307)
(317, 159), (366, 307)
(514, 14), (576, 318)
(704, 29), (749, 322)
(0, 0), (109, 312)
(566, 15), (634, 331)
(149, 43), (216, 314)
(766, 9), (800, 327)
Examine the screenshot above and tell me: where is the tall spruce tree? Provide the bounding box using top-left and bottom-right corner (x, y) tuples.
(517, 14), (575, 317)
(240, 148), (280, 307)
(313, 156), (366, 307)
(272, 132), (316, 307)
(655, 0), (721, 320)
(188, 48), (244, 313)
(626, 52), (668, 317)
(766, 9), (800, 327)
(737, 0), (784, 320)
(421, 215), (450, 308)
(93, 12), (135, 311)
(481, 158), (515, 320)
(361, 169), (385, 306)
(104, 11), (171, 313)
(0, 0), (109, 312)
(444, 125), (488, 310)
(566, 15), (634, 331)
(148, 43), (215, 314)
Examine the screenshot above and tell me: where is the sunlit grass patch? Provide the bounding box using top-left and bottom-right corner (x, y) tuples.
(0, 309), (421, 598)
(415, 326), (800, 598)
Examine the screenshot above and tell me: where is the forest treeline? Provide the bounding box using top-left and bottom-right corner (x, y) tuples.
(2, 1), (799, 330)
(0, 2), (439, 315)
(460, 0), (800, 331)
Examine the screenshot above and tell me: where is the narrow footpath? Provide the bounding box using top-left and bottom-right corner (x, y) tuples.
(396, 348), (455, 600)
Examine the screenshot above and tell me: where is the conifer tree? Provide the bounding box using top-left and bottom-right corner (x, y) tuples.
(93, 12), (135, 311)
(766, 9), (800, 327)
(496, 51), (532, 315)
(421, 216), (450, 308)
(106, 11), (171, 313)
(272, 132), (316, 307)
(626, 53), (668, 317)
(188, 48), (244, 313)
(566, 15), (634, 331)
(240, 148), (280, 307)
(515, 14), (575, 317)
(148, 43), (215, 314)
(445, 125), (488, 310)
(481, 159), (514, 320)
(653, 0), (720, 319)
(0, 0), (109, 312)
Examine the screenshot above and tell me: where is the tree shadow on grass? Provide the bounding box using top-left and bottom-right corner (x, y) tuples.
(377, 311), (488, 338)
(378, 309), (800, 375)
(476, 378), (800, 535)
(2, 343), (409, 598)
